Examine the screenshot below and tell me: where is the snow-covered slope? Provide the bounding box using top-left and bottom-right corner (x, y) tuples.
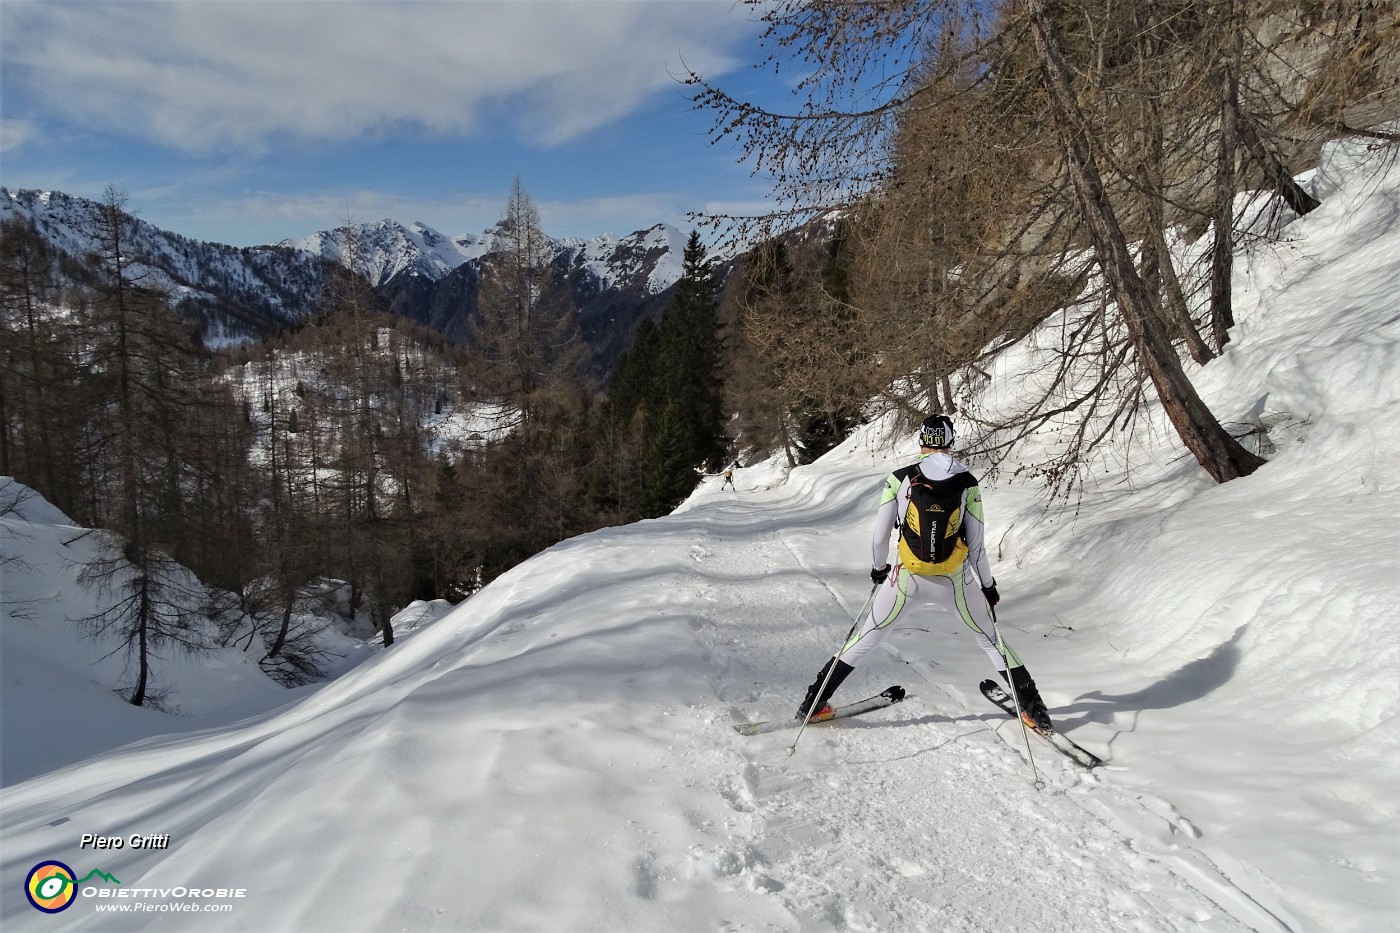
(562, 222), (686, 295)
(1, 139), (1396, 932)
(0, 483), (319, 784)
(282, 219), (491, 287)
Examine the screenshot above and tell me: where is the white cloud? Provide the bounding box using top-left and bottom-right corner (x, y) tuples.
(535, 191), (696, 235)
(1, 0), (758, 155)
(192, 188), (510, 238)
(0, 118), (37, 152)
(182, 186), (716, 245)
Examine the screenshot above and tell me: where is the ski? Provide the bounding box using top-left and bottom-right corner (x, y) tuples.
(732, 686), (907, 736)
(979, 680), (1104, 769)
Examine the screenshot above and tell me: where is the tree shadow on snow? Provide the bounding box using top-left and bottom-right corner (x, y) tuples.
(1057, 624), (1247, 729)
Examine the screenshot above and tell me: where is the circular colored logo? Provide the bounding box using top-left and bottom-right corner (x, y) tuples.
(25, 861), (78, 913)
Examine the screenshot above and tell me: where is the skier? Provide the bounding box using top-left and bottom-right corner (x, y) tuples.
(795, 414), (1054, 731)
(721, 468), (736, 491)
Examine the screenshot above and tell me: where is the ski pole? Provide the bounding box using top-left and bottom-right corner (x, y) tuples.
(989, 606), (1044, 790)
(787, 583), (880, 757)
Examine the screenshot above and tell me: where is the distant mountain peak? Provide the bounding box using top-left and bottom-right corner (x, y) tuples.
(560, 223), (686, 296)
(278, 218), (488, 287)
(3, 187), (693, 370)
(282, 216), (687, 295)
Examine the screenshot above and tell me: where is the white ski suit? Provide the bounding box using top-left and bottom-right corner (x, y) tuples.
(835, 451), (1020, 672)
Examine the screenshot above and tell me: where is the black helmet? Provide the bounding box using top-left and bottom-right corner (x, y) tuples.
(918, 414), (955, 449)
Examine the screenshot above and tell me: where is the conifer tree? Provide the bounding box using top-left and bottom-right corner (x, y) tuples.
(602, 232), (726, 517)
(729, 238), (802, 466)
(639, 399), (698, 514)
(469, 178), (587, 427)
(0, 218), (82, 512)
(688, 0), (1294, 488)
(77, 188), (209, 705)
(607, 317), (662, 427)
(793, 220), (864, 462)
(655, 231), (726, 472)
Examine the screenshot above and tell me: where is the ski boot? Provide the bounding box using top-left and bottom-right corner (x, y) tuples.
(1002, 666), (1053, 732)
(796, 658), (854, 721)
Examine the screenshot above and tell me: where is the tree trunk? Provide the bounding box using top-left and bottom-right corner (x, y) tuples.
(939, 374), (956, 415)
(1025, 0), (1265, 483)
(131, 575), (151, 706)
(0, 371), (9, 475)
(1147, 223), (1214, 365)
(1132, 18), (1215, 367)
(376, 594), (395, 647)
(266, 594), (295, 659)
(1209, 60), (1240, 352)
(780, 419), (797, 468)
(1237, 114), (1321, 217)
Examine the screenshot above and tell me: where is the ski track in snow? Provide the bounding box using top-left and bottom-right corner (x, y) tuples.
(678, 501), (1285, 933)
(0, 478), (1323, 933)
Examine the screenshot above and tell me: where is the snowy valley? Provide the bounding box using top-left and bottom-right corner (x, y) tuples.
(1, 137), (1397, 933)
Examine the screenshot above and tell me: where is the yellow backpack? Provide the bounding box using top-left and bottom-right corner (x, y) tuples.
(896, 466), (975, 575)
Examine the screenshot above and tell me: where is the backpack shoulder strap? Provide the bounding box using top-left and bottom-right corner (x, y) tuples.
(890, 463), (924, 500)
(892, 463), (923, 485)
(884, 463), (917, 529)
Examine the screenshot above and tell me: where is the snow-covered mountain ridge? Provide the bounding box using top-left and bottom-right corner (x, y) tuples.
(283, 219), (491, 286)
(1, 188), (685, 358)
(0, 188), (333, 344)
(560, 222), (686, 295)
(286, 216), (685, 296)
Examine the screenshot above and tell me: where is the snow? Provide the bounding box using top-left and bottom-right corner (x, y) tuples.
(2, 138), (1398, 932)
(224, 347), (514, 461)
(0, 189), (302, 316)
(1, 189), (683, 331)
(0, 485), (299, 786)
(282, 216), (686, 293)
(566, 223), (688, 294)
(281, 220), (491, 287)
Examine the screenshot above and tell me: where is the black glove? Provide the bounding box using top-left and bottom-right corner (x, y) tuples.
(871, 564), (891, 585)
(982, 584), (1000, 607)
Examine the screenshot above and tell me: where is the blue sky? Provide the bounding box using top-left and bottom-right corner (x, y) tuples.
(0, 0), (789, 247)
